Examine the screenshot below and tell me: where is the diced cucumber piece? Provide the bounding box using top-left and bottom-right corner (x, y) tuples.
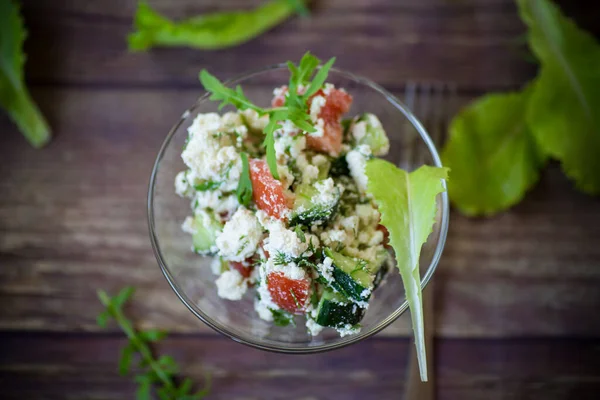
(367, 248), (390, 274)
(191, 211), (223, 255)
(351, 113), (390, 156)
(324, 248), (374, 303)
(315, 289), (365, 328)
(290, 180), (340, 226)
(329, 156), (350, 177)
(316, 159), (331, 180)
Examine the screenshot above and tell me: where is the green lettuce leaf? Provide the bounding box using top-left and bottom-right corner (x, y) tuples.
(0, 0), (51, 147)
(129, 0), (304, 51)
(441, 86), (546, 216)
(365, 159), (449, 382)
(517, 0), (600, 194)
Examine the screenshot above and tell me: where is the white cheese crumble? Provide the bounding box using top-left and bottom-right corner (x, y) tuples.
(356, 204), (379, 225)
(320, 229), (349, 247)
(210, 257), (226, 275)
(323, 83), (335, 96)
(263, 218), (310, 258)
(193, 191), (238, 216)
(216, 207), (263, 262)
(317, 257), (334, 284)
(309, 118), (325, 138)
(182, 113), (242, 191)
(265, 258), (307, 281)
(311, 154), (329, 167)
(339, 215), (359, 232)
(181, 216), (196, 235)
(346, 144), (372, 193)
(306, 318), (324, 336)
(241, 109), (269, 132)
(254, 298), (274, 322)
(275, 120), (300, 137)
(215, 269), (248, 300)
(309, 95), (326, 123)
(274, 134), (306, 160)
(337, 324), (361, 337)
(302, 164), (320, 184)
(175, 171), (192, 197)
(277, 164), (295, 189)
(313, 178), (339, 205)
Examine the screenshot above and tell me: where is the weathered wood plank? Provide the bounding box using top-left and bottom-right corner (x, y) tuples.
(1, 88), (600, 336)
(18, 0), (540, 90)
(0, 333), (598, 400)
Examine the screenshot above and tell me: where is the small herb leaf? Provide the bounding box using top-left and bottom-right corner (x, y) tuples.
(237, 152), (253, 206)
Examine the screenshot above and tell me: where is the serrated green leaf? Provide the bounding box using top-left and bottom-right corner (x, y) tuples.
(441, 86), (546, 216)
(128, 0), (305, 52)
(303, 57), (336, 98)
(0, 0), (51, 147)
(517, 0), (600, 194)
(263, 128), (280, 180)
(199, 70), (263, 113)
(366, 160), (449, 382)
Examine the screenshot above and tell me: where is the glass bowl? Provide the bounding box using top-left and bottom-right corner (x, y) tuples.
(148, 65), (449, 353)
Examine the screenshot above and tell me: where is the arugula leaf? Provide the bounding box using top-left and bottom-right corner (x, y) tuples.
(365, 160), (449, 382)
(199, 70), (263, 113)
(237, 152), (253, 206)
(129, 0), (307, 51)
(263, 129), (280, 180)
(303, 57), (336, 98)
(0, 0), (51, 148)
(517, 0), (600, 194)
(97, 287), (210, 399)
(199, 52), (335, 179)
(441, 85), (546, 216)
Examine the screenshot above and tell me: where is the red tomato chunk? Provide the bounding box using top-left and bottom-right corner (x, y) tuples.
(267, 272), (310, 314)
(249, 159), (291, 220)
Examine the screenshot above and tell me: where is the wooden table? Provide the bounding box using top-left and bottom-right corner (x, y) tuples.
(2, 0), (600, 398)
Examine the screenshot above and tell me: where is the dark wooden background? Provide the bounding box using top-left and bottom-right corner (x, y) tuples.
(2, 0), (600, 399)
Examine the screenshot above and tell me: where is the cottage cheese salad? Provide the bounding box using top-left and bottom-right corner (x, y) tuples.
(172, 53), (448, 373)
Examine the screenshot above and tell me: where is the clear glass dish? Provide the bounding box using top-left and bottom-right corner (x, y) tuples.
(148, 65), (449, 353)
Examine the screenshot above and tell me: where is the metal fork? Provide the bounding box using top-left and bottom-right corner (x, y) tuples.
(401, 81), (456, 400)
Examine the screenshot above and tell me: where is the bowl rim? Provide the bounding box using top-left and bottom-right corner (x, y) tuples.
(147, 64), (449, 354)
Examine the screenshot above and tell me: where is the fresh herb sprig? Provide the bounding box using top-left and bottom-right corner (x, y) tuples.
(199, 51), (335, 181)
(97, 287), (210, 400)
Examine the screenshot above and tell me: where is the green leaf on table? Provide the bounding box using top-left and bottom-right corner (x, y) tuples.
(365, 160), (448, 382)
(128, 0), (307, 51)
(0, 0), (51, 147)
(441, 86), (546, 216)
(517, 0), (600, 194)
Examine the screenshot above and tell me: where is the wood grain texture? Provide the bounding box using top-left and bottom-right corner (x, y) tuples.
(1, 333), (599, 400)
(19, 0), (540, 91)
(1, 88), (600, 337)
